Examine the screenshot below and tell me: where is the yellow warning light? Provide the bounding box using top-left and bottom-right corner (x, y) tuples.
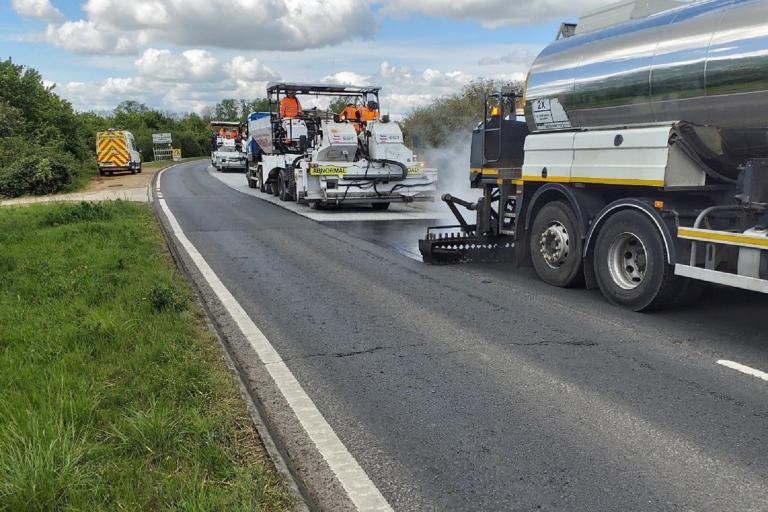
(654, 200), (664, 209)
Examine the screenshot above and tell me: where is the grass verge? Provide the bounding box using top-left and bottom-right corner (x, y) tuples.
(0, 201), (293, 511)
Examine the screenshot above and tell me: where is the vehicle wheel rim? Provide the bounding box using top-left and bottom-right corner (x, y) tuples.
(539, 221), (570, 269)
(607, 232), (647, 290)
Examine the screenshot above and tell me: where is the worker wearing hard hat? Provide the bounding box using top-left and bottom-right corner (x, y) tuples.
(360, 100), (380, 122)
(280, 92), (302, 119)
(339, 102), (360, 122)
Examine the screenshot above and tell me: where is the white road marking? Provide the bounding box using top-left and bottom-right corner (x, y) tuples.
(206, 165), (442, 222)
(156, 168), (394, 512)
(717, 360), (768, 382)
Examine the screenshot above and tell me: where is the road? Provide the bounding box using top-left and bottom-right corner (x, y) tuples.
(160, 160), (768, 511)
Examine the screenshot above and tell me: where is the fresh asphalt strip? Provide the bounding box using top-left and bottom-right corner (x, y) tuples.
(155, 167), (394, 512)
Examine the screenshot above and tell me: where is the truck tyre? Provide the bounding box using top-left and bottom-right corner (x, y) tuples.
(246, 167), (257, 189)
(593, 209), (679, 311)
(310, 201), (326, 210)
(371, 202), (391, 210)
(278, 170), (292, 201)
(99, 169), (105, 176)
(530, 201), (584, 288)
(137, 163), (142, 174)
(259, 167), (267, 193)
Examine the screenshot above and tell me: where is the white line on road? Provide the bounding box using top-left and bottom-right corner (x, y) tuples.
(717, 360), (768, 382)
(156, 168), (394, 512)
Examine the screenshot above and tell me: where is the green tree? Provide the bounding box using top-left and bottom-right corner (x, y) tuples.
(401, 79), (523, 149)
(214, 99), (239, 121)
(0, 58), (91, 196)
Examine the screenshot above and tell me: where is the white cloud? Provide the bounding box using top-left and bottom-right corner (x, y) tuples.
(11, 0), (64, 22)
(224, 56), (279, 82)
(135, 48), (222, 82)
(45, 20), (135, 54)
(321, 71), (372, 86)
(82, 0), (374, 51)
(380, 0), (606, 27)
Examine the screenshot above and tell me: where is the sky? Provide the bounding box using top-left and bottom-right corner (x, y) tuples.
(1, 0), (613, 115)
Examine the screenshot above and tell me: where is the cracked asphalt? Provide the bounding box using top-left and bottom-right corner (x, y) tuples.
(162, 161), (768, 511)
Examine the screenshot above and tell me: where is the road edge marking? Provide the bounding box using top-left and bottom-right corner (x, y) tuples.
(155, 166), (394, 512)
(717, 360), (768, 382)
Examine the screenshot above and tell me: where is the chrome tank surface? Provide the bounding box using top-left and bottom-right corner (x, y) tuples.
(525, 0), (768, 135)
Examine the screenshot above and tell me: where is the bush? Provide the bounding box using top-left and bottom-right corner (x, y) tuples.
(0, 139), (82, 197)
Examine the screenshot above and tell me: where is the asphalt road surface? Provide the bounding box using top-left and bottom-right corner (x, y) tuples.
(161, 160), (768, 511)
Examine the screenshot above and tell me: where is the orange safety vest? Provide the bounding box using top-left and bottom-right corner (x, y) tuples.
(340, 105), (359, 121)
(280, 97), (302, 118)
(361, 106), (379, 121)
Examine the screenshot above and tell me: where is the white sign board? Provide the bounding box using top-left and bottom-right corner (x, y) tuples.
(152, 133), (172, 144)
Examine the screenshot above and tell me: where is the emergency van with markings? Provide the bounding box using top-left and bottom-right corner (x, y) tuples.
(96, 130), (142, 176)
(246, 82), (437, 210)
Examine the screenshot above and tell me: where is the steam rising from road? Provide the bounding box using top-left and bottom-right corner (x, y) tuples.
(418, 130), (477, 221)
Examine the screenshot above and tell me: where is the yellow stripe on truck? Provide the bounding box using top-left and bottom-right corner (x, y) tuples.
(678, 227), (768, 249)
(522, 176), (664, 187)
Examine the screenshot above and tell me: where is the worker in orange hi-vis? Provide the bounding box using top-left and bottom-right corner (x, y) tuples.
(279, 92), (302, 118)
(231, 129), (238, 139)
(339, 102), (359, 121)
(360, 100), (380, 122)
(219, 127), (226, 137)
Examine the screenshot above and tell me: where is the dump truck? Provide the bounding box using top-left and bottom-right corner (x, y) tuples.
(245, 83), (437, 209)
(420, 0), (768, 311)
(96, 130), (141, 175)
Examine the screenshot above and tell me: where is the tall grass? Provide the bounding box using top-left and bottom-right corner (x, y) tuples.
(0, 201), (292, 511)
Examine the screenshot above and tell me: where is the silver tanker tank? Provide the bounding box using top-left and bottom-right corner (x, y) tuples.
(525, 0), (768, 156)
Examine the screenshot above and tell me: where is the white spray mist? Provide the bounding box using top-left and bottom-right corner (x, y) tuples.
(418, 130), (480, 222)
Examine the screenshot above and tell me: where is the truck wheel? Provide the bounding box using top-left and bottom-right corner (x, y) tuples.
(530, 201), (583, 288)
(246, 167), (257, 189)
(259, 168), (267, 193)
(310, 201), (326, 210)
(130, 164), (137, 175)
(278, 170), (291, 201)
(371, 202), (391, 210)
(593, 209), (679, 311)
(99, 169), (105, 176)
(137, 164), (142, 174)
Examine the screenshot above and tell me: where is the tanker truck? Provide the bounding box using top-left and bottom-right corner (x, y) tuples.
(245, 82), (437, 209)
(420, 0), (768, 311)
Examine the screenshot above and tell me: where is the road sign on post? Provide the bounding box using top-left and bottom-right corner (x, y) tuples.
(172, 149), (182, 161)
(152, 133), (173, 160)
(152, 133), (172, 144)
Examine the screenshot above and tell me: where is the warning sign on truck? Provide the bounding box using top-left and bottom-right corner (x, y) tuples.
(531, 98), (572, 130)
